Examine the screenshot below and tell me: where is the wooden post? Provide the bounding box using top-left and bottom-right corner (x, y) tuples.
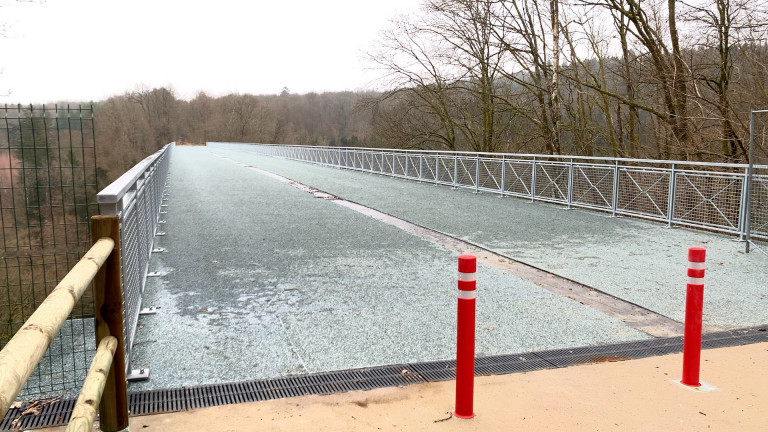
(66, 336), (118, 432)
(91, 215), (129, 431)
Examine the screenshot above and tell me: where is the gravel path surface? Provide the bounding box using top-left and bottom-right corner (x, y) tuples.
(129, 147), (647, 391)
(207, 144), (768, 329)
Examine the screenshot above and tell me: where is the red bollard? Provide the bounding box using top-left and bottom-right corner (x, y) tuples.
(455, 255), (476, 419)
(681, 247), (706, 387)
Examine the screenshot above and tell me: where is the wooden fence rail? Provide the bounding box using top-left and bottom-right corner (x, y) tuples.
(66, 336), (118, 432)
(0, 215), (129, 431)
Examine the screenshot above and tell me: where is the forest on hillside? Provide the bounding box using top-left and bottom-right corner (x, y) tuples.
(93, 88), (376, 185)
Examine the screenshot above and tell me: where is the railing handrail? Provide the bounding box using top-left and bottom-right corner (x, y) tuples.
(0, 237), (115, 419)
(208, 142), (768, 170)
(97, 142), (174, 214)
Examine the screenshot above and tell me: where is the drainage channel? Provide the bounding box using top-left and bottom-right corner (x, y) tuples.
(210, 152), (684, 338)
(4, 326), (767, 430)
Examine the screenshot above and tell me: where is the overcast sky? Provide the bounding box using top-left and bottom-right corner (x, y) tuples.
(0, 0), (422, 103)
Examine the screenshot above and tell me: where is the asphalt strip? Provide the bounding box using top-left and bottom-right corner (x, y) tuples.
(210, 151), (684, 338)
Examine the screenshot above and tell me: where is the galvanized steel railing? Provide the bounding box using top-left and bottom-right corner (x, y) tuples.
(208, 143), (768, 253)
(96, 143), (174, 378)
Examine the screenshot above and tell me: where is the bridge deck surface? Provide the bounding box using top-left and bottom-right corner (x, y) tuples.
(129, 145), (766, 392)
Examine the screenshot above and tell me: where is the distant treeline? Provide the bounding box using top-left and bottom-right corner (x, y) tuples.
(92, 88), (379, 185)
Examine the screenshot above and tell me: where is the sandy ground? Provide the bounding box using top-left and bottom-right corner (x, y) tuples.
(45, 342), (768, 432)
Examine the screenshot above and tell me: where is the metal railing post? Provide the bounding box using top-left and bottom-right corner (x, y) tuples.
(500, 156), (506, 197)
(567, 158), (574, 209)
(531, 157), (537, 202)
(419, 154), (424, 181)
(738, 166), (749, 241)
(612, 161), (620, 217)
(405, 154), (410, 178)
(453, 156), (458, 189)
(667, 163), (678, 228)
(91, 215), (129, 432)
(435, 155), (440, 185)
(475, 156), (480, 193)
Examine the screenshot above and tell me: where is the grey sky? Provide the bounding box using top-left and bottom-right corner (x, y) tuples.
(0, 0), (421, 103)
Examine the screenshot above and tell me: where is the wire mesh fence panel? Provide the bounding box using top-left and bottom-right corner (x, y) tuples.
(421, 155), (437, 182)
(406, 154), (420, 179)
(478, 159), (502, 191)
(616, 168), (670, 221)
(672, 171), (744, 232)
(358, 151), (368, 171)
(503, 160), (533, 198)
(456, 157), (477, 188)
(437, 157), (455, 185)
(0, 104), (98, 398)
(328, 149), (339, 167)
(368, 152), (380, 173)
(383, 153), (395, 175)
(535, 162), (568, 203)
(571, 164), (615, 210)
(749, 174), (768, 253)
(393, 154), (407, 177)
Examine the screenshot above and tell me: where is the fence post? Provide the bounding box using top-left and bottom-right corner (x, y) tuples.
(531, 157), (537, 202)
(500, 156), (506, 197)
(416, 154), (421, 181)
(453, 156), (459, 189)
(475, 156), (480, 193)
(567, 158), (574, 209)
(405, 154), (410, 178)
(612, 160), (620, 217)
(91, 215), (129, 432)
(737, 166), (749, 242)
(667, 163), (678, 228)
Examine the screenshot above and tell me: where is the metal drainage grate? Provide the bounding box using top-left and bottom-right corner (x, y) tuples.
(0, 398), (76, 431)
(4, 325), (767, 430)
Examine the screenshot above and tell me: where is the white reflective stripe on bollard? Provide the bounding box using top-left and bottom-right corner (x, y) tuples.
(458, 272), (476, 282)
(688, 262), (706, 270)
(687, 277), (705, 285)
(457, 290), (476, 299)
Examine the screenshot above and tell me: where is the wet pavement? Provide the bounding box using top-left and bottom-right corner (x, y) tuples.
(207, 144), (768, 330)
(129, 146), (650, 391)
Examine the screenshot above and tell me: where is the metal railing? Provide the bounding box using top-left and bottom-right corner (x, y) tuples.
(208, 143), (768, 251)
(0, 215), (129, 431)
(96, 142), (174, 379)
(749, 175), (768, 254)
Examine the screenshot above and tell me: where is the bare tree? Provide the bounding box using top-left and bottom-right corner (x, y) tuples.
(683, 0), (768, 161)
